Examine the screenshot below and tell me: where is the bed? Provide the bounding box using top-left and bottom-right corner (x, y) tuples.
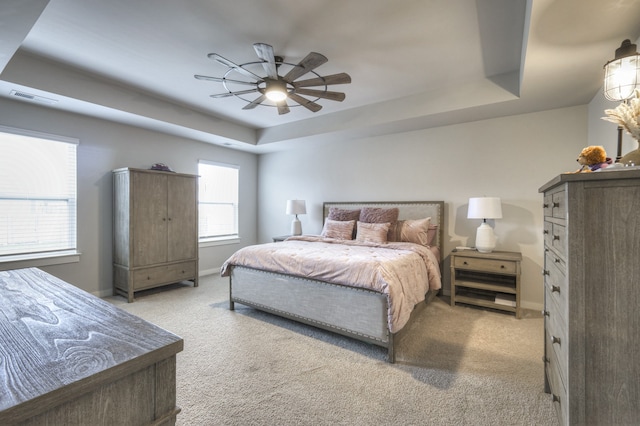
(220, 201), (444, 362)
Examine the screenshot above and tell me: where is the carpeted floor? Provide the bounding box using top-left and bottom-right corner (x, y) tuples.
(106, 274), (559, 426)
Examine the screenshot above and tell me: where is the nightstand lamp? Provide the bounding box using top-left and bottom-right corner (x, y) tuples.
(467, 197), (502, 253)
(286, 199), (306, 235)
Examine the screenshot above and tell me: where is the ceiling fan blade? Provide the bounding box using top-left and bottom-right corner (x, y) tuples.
(294, 88), (345, 102)
(210, 88), (258, 98)
(207, 53), (263, 80)
(253, 43), (278, 80)
(242, 94), (267, 110)
(288, 93), (323, 112)
(283, 52), (328, 82)
(292, 72), (352, 88)
(277, 101), (290, 115)
(194, 75), (258, 86)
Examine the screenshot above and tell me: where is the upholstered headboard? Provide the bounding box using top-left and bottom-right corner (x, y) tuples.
(322, 201), (445, 248)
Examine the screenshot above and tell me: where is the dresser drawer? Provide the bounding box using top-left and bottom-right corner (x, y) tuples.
(546, 303), (568, 388)
(133, 261), (197, 290)
(551, 190), (566, 219)
(545, 251), (568, 316)
(453, 256), (517, 275)
(546, 333), (568, 426)
(544, 221), (567, 259)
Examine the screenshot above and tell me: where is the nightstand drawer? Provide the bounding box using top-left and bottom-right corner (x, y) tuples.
(453, 256), (517, 275)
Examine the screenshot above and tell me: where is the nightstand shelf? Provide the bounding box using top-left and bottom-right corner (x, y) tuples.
(450, 250), (522, 318)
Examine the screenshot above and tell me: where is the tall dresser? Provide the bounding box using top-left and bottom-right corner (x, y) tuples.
(539, 170), (640, 425)
(113, 167), (199, 302)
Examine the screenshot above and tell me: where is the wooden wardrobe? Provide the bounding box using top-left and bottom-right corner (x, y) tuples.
(113, 167), (199, 302)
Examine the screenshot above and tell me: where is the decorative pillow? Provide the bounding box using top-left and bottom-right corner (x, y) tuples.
(389, 217), (435, 246)
(355, 221), (390, 244)
(359, 207), (399, 224)
(327, 207), (361, 222)
(321, 219), (356, 240)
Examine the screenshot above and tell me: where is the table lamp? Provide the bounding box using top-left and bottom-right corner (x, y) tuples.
(467, 197), (502, 253)
(286, 199), (306, 235)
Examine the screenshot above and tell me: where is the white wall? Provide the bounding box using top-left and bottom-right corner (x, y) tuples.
(258, 105), (589, 310)
(0, 98), (258, 296)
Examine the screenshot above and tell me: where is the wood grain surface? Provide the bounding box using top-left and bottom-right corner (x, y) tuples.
(0, 267), (183, 424)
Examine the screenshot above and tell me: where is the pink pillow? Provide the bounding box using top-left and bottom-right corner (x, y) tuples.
(355, 221), (390, 244)
(321, 219), (355, 240)
(388, 217), (438, 246)
(328, 207), (361, 222)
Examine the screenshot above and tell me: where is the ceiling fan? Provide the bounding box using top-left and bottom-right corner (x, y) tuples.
(195, 43), (351, 115)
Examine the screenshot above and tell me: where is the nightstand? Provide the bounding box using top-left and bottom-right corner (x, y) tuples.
(272, 235), (291, 242)
(450, 250), (522, 318)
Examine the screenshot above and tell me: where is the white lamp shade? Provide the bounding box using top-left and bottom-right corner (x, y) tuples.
(286, 199), (306, 215)
(467, 197), (502, 220)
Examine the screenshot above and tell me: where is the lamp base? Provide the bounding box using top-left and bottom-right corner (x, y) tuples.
(475, 222), (496, 253)
(291, 217), (302, 236)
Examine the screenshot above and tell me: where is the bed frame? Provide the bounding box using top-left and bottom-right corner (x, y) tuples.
(228, 201), (445, 363)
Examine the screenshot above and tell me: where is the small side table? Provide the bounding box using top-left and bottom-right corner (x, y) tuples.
(450, 249), (522, 318)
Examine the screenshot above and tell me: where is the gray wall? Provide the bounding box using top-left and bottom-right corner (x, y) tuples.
(0, 98), (258, 297)
(258, 105), (590, 311)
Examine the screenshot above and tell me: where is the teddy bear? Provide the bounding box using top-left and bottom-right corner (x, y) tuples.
(574, 146), (612, 172)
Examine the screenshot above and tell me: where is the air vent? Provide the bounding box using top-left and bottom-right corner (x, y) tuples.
(10, 90), (58, 105)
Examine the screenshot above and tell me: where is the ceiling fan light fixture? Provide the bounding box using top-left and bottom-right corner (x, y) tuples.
(265, 79), (288, 102)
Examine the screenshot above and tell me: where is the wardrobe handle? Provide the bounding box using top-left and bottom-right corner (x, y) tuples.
(551, 285), (560, 293)
(552, 336), (561, 345)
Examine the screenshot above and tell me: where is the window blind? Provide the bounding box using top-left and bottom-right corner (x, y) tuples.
(0, 126), (78, 258)
(198, 161), (239, 239)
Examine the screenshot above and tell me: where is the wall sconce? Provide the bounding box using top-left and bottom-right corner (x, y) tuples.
(286, 199), (306, 235)
(603, 39), (640, 162)
(467, 197), (502, 253)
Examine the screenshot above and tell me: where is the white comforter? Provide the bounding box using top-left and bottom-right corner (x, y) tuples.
(220, 235), (442, 332)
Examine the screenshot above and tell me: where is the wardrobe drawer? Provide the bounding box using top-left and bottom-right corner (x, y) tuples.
(453, 256), (517, 275)
(133, 261), (197, 290)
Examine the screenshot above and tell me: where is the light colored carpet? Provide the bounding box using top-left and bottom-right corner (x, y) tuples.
(106, 274), (559, 426)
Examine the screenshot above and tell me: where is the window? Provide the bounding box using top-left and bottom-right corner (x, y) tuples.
(198, 161), (239, 240)
(0, 126), (78, 261)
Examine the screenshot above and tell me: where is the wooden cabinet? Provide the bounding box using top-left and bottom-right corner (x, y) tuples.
(113, 168), (198, 302)
(450, 250), (522, 318)
(0, 268), (183, 425)
(539, 170), (640, 425)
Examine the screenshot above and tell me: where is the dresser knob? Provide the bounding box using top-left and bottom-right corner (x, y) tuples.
(463, 261), (468, 265)
(552, 336), (561, 345)
(553, 202), (560, 208)
(551, 285), (560, 293)
(543, 203), (549, 208)
(543, 230), (549, 235)
(542, 270), (549, 276)
(542, 310), (550, 317)
(552, 394), (561, 404)
(554, 258), (560, 263)
(542, 356), (550, 364)
(500, 265), (505, 269)
(553, 235), (560, 241)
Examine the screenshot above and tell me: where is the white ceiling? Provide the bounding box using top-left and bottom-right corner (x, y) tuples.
(1, 0), (640, 153)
